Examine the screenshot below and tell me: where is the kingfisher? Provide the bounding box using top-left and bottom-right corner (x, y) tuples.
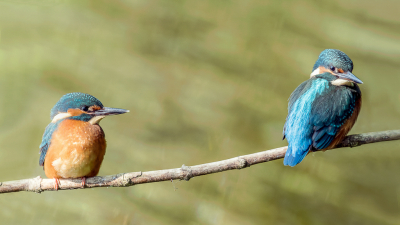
(283, 49), (362, 166)
(39, 92), (129, 189)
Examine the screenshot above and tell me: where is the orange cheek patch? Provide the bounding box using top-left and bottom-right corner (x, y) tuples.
(67, 108), (85, 117)
(337, 68), (344, 73)
(89, 105), (101, 112)
(318, 66), (334, 75)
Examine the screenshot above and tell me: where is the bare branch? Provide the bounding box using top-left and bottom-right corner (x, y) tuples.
(1, 129), (400, 194)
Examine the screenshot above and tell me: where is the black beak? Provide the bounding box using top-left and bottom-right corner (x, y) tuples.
(91, 107), (129, 116)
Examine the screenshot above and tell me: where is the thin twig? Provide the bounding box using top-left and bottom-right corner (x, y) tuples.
(1, 129), (399, 194)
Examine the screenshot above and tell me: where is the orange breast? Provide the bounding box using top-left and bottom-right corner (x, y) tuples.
(44, 119), (106, 179)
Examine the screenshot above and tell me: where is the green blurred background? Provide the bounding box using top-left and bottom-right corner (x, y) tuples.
(0, 0), (399, 224)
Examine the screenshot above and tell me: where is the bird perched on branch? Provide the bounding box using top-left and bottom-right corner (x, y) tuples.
(283, 49), (362, 166)
(39, 92), (129, 189)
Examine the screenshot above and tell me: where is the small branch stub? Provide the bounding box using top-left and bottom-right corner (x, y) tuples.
(181, 164), (193, 181)
(237, 158), (247, 169)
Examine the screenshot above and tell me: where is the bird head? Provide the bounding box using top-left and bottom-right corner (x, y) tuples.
(310, 49), (363, 85)
(50, 92), (129, 124)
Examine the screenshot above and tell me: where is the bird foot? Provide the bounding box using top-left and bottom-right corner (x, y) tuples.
(81, 177), (86, 188)
(53, 178), (60, 190)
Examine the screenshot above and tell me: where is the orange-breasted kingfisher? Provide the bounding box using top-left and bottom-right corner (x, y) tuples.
(39, 92), (129, 189)
(283, 49), (362, 166)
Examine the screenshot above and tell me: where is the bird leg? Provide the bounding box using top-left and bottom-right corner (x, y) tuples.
(81, 177), (86, 188)
(53, 178), (60, 190)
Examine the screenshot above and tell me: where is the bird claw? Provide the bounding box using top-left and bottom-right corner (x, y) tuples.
(53, 178), (60, 190)
(81, 177), (86, 188)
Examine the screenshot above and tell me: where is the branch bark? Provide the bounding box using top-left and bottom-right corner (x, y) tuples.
(1, 129), (400, 194)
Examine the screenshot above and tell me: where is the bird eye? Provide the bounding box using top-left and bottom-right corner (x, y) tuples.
(330, 66), (335, 72)
(81, 105), (89, 111)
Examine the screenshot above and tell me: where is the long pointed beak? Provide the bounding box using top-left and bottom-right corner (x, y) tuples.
(338, 71), (363, 84)
(91, 107), (129, 116)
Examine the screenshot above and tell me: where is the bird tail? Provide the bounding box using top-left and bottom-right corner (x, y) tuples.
(283, 145), (309, 167)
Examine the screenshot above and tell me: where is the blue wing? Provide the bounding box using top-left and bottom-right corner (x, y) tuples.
(282, 80), (309, 140)
(39, 122), (60, 166)
(310, 85), (360, 149)
(283, 77), (329, 166)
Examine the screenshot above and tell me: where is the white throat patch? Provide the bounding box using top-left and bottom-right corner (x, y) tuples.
(89, 116), (106, 125)
(331, 78), (354, 86)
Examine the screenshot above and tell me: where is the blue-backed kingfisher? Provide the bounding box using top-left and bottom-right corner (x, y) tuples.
(283, 49), (362, 166)
(39, 92), (129, 189)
